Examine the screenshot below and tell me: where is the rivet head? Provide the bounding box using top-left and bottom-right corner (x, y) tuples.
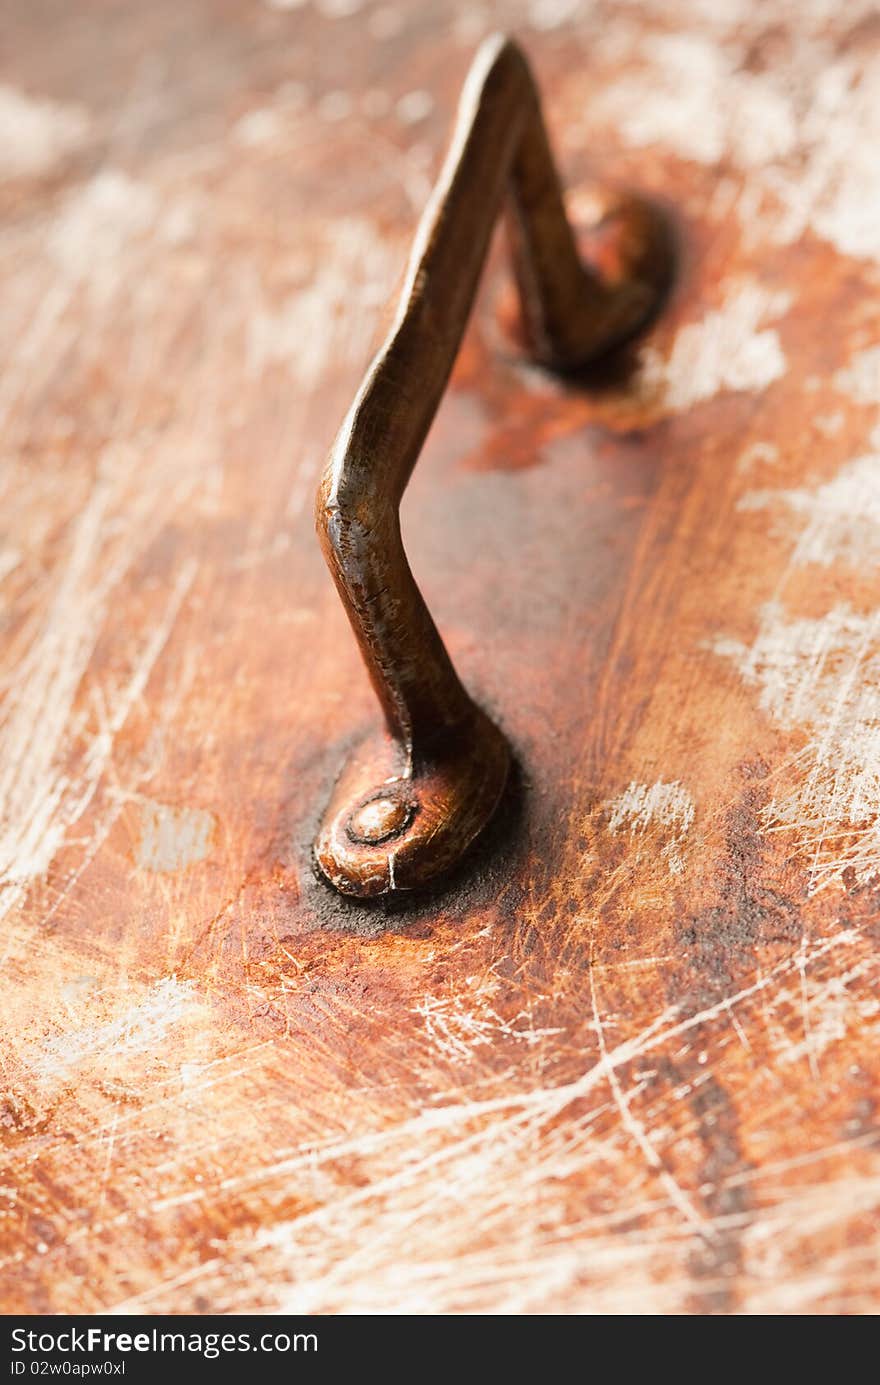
(346, 795), (414, 845)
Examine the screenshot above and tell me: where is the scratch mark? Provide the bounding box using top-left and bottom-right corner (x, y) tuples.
(637, 280), (790, 412)
(28, 977), (199, 1082)
(0, 83), (90, 178)
(136, 800), (215, 873)
(712, 602), (880, 890)
(605, 779), (695, 875)
(589, 961), (708, 1231)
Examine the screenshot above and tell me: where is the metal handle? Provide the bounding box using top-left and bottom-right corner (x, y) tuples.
(314, 33), (672, 898)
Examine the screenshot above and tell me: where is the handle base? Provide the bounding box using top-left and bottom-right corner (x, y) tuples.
(315, 709), (510, 898)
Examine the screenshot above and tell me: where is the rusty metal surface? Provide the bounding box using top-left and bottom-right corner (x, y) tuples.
(315, 33), (671, 897)
(2, 0), (880, 1315)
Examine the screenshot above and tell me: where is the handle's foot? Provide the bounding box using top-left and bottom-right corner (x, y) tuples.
(569, 188), (675, 365)
(315, 710), (510, 899)
(502, 188), (675, 371)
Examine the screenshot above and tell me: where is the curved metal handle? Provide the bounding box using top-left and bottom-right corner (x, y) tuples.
(314, 33), (672, 898)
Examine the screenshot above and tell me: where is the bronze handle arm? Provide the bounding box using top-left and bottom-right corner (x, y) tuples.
(314, 33), (672, 898)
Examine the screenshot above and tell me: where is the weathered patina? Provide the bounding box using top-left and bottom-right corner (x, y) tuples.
(1, 0), (879, 1316)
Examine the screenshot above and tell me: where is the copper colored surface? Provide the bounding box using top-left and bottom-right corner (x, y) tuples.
(3, 0), (880, 1317)
(314, 34), (671, 898)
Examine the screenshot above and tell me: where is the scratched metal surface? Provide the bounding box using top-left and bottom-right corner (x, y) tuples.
(1, 0), (879, 1315)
